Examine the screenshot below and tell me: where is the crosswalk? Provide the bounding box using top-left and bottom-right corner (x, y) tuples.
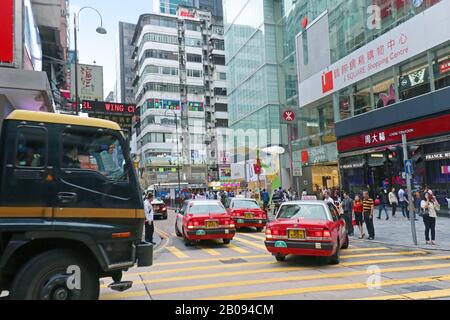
(100, 231), (450, 300)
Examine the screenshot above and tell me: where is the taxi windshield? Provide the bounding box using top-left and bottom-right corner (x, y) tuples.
(277, 204), (328, 220)
(189, 204), (226, 215)
(232, 200), (260, 209)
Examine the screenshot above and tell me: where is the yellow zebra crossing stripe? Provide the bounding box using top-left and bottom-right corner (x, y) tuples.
(201, 274), (450, 300)
(166, 246), (189, 259)
(356, 288), (450, 300)
(200, 248), (221, 256)
(237, 233), (266, 241)
(101, 263), (450, 300)
(228, 244), (250, 254)
(233, 236), (267, 250)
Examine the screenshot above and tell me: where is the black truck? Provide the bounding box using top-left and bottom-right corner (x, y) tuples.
(0, 110), (152, 300)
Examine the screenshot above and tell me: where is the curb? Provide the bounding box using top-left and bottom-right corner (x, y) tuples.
(351, 238), (450, 252)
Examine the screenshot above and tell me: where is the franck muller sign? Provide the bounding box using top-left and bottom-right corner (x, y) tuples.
(297, 0), (450, 108)
(425, 152), (450, 161)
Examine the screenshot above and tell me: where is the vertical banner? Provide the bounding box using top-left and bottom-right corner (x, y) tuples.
(0, 0), (14, 64)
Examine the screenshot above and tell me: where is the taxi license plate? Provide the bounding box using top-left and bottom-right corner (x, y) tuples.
(205, 220), (219, 228)
(288, 229), (305, 240)
(244, 212), (253, 219)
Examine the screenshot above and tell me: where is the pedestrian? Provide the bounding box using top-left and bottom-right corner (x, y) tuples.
(261, 189), (270, 210)
(341, 192), (354, 236)
(421, 191), (440, 245)
(398, 187), (410, 219)
(377, 189), (389, 220)
(389, 187), (398, 217)
(353, 195), (364, 239)
(414, 191), (422, 221)
(323, 191), (334, 204)
(144, 193), (155, 244)
(302, 189), (307, 198)
(362, 191), (375, 240)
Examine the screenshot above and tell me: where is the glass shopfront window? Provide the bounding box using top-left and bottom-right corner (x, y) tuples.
(296, 99), (335, 149)
(432, 42), (450, 90)
(338, 88), (352, 120)
(352, 79), (372, 116)
(372, 69), (396, 109)
(398, 54), (430, 101)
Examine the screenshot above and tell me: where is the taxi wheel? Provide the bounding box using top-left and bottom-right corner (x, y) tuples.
(275, 254), (286, 262)
(342, 235), (349, 249)
(10, 249), (99, 300)
(182, 229), (193, 246)
(256, 227), (263, 232)
(223, 239), (231, 245)
(328, 243), (340, 265)
(175, 224), (182, 237)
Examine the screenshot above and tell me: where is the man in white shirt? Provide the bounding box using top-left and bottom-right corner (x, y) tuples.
(144, 193), (155, 244)
(323, 191), (334, 204)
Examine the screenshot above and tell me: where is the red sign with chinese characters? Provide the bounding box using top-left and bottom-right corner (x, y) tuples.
(337, 113), (450, 153)
(0, 0), (14, 64)
(321, 71), (334, 93)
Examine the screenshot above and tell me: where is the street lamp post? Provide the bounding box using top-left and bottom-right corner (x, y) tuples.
(73, 7), (107, 115)
(165, 109), (182, 208)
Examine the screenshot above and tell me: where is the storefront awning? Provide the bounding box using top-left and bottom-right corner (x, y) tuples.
(0, 67), (54, 113)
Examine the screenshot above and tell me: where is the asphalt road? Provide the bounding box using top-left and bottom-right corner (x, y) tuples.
(99, 209), (450, 300)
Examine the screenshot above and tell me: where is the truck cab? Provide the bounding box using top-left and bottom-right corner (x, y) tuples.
(0, 110), (152, 300)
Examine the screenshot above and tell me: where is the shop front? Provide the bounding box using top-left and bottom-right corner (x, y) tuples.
(295, 143), (340, 194)
(337, 111), (450, 202)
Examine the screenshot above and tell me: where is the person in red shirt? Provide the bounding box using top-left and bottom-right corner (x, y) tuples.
(353, 194), (364, 239)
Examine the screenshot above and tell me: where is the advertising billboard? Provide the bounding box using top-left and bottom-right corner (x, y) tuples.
(297, 0), (450, 108)
(71, 64), (104, 101)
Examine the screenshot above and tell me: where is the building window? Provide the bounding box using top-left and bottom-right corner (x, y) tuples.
(212, 55), (225, 65)
(353, 79), (372, 116)
(217, 72), (226, 80)
(216, 119), (228, 127)
(398, 54), (430, 101)
(372, 69), (396, 109)
(215, 103), (227, 112)
(432, 42), (450, 90)
(187, 53), (202, 63)
(187, 69), (202, 78)
(337, 88), (352, 121)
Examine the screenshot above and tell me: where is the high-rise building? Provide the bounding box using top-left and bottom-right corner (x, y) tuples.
(131, 10), (228, 190)
(153, 0), (223, 18)
(224, 0), (449, 196)
(115, 21), (137, 104)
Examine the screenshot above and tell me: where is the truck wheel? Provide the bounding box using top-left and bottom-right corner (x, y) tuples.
(223, 238), (231, 245)
(10, 249), (99, 300)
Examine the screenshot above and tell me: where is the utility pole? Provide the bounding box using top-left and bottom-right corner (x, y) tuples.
(402, 133), (417, 245)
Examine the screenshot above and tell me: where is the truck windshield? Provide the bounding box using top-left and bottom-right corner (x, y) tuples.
(62, 130), (127, 181)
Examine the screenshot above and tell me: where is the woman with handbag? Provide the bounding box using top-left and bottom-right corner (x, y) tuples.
(421, 191), (440, 245)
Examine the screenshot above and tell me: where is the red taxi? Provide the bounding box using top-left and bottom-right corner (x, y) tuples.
(175, 200), (236, 246)
(226, 198), (267, 232)
(265, 201), (348, 264)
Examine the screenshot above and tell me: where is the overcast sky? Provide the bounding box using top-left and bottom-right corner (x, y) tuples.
(69, 0), (153, 99)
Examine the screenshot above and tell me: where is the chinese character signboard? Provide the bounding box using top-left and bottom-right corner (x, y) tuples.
(0, 0), (14, 65)
(297, 0), (450, 108)
(71, 64), (104, 101)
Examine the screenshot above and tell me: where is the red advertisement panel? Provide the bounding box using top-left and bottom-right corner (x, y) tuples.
(0, 0), (14, 64)
(337, 113), (450, 153)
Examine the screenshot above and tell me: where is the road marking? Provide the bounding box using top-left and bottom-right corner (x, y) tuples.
(228, 244), (250, 254)
(341, 251), (427, 259)
(233, 236), (267, 251)
(166, 246), (189, 259)
(345, 247), (389, 253)
(200, 248), (221, 256)
(102, 263), (450, 299)
(200, 274), (450, 300)
(341, 254), (450, 267)
(237, 233), (266, 241)
(356, 288), (450, 300)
